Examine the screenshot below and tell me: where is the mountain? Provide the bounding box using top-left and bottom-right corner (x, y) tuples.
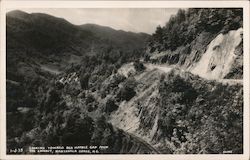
(6, 10), (153, 154)
(7, 10), (83, 55)
(7, 10), (150, 80)
(6, 8), (243, 154)
(7, 10), (149, 55)
(80, 23), (149, 50)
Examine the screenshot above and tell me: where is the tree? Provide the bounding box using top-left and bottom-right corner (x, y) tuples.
(105, 98), (119, 113)
(133, 60), (145, 72)
(154, 25), (164, 44)
(176, 9), (186, 24)
(80, 72), (90, 90)
(62, 113), (94, 145)
(117, 77), (137, 101)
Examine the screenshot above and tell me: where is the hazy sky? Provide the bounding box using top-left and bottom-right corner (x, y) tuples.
(12, 8), (179, 34)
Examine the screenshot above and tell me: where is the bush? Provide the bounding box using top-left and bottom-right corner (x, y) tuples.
(105, 98), (119, 113)
(85, 94), (95, 104)
(157, 73), (243, 153)
(117, 86), (136, 101)
(62, 114), (94, 145)
(42, 88), (61, 113)
(144, 54), (150, 62)
(134, 60), (145, 72)
(116, 77), (137, 101)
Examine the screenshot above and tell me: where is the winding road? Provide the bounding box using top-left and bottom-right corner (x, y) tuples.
(144, 63), (243, 86)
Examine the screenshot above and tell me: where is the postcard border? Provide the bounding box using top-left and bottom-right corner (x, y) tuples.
(0, 1), (249, 160)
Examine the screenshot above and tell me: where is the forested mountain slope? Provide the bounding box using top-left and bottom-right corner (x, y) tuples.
(146, 8), (243, 79)
(7, 10), (149, 79)
(6, 8), (244, 154)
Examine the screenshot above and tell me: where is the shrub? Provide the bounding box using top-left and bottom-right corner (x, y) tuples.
(62, 114), (94, 145)
(118, 87), (136, 101)
(85, 94), (95, 104)
(105, 98), (119, 113)
(115, 76), (137, 101)
(134, 60), (145, 72)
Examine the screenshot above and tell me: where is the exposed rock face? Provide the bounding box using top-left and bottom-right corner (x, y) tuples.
(149, 28), (243, 80)
(150, 32), (216, 68)
(110, 69), (161, 134)
(147, 8), (243, 80)
(224, 40), (243, 79)
(109, 69), (166, 152)
(6, 9), (244, 155)
(150, 32), (215, 68)
(190, 28), (243, 79)
(182, 32), (217, 68)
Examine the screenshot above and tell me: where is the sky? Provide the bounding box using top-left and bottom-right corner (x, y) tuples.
(11, 8), (179, 34)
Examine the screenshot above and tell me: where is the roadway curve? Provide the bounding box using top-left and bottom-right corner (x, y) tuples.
(144, 63), (243, 86)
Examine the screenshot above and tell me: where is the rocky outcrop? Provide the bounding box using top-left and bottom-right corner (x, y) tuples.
(149, 28), (243, 80)
(6, 8), (244, 155)
(190, 28), (243, 79)
(224, 40), (243, 79)
(147, 8), (243, 80)
(149, 31), (217, 68)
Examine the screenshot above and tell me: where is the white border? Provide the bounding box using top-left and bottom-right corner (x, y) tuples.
(0, 1), (249, 160)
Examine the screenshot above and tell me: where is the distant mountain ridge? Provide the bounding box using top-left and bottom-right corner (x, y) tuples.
(6, 10), (150, 80)
(7, 10), (149, 56)
(6, 10), (153, 154)
(6, 9), (244, 154)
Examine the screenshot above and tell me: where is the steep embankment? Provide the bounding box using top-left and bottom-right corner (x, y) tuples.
(108, 63), (243, 154)
(6, 8), (244, 154)
(7, 69), (159, 154)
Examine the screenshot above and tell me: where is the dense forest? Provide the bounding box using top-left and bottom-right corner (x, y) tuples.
(148, 8), (242, 52)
